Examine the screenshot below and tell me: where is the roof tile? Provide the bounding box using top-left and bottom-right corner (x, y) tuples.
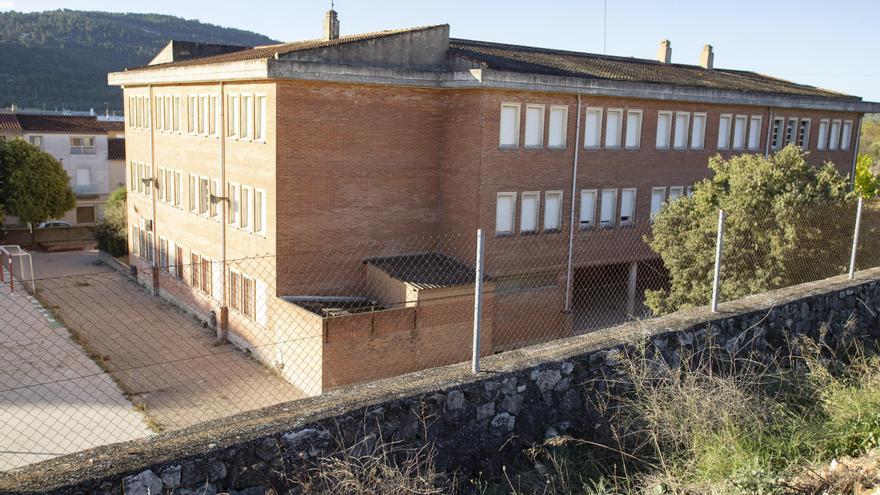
(15, 114), (106, 133)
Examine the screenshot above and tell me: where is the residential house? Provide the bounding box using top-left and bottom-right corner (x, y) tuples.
(108, 11), (880, 395)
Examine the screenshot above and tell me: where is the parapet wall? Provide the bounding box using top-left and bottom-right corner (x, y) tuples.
(3, 268), (880, 494)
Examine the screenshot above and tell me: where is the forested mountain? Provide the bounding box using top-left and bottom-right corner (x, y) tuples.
(0, 10), (277, 112)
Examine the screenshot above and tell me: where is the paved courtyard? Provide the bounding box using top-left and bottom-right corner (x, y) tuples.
(0, 264), (152, 471)
(30, 250), (302, 431)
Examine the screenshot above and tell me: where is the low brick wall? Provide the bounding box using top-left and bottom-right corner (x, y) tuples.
(3, 268), (880, 494)
(0, 226), (96, 250)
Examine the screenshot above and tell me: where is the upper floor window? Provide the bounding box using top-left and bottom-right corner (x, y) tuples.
(656, 111), (672, 150)
(524, 104), (544, 148)
(718, 114), (732, 150)
(785, 117), (798, 146)
(797, 119), (811, 149)
(732, 115), (747, 150)
(584, 107), (603, 150)
(625, 110), (642, 149)
(650, 187), (666, 220)
(604, 108), (623, 149)
(70, 136), (96, 154)
(600, 188), (617, 227)
(828, 120), (842, 150)
(747, 116), (762, 151)
(495, 192), (516, 234)
(28, 135), (43, 149)
(254, 95), (267, 142)
(620, 188), (636, 226)
(691, 113), (707, 150)
(520, 191), (539, 233)
(499, 103), (520, 147)
(770, 117), (785, 150)
(580, 189), (597, 229)
(544, 191), (563, 231)
(817, 119), (830, 150)
(673, 112), (690, 150)
(841, 120), (853, 150)
(547, 105), (568, 148)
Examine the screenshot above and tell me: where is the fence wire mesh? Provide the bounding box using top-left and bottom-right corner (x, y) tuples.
(1, 198), (878, 470)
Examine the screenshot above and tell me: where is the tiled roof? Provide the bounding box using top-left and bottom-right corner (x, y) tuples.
(128, 25), (445, 71)
(282, 296), (384, 318)
(448, 39), (858, 100)
(14, 114), (107, 133)
(100, 120), (125, 133)
(107, 138), (125, 160)
(365, 252), (478, 290)
(0, 114), (22, 132)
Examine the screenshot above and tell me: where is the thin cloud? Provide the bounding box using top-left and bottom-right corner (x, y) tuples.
(0, 1), (14, 9)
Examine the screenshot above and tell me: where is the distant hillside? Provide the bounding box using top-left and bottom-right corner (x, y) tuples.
(0, 10), (278, 112)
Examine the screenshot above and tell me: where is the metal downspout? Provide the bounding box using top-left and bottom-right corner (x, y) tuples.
(564, 95), (583, 313)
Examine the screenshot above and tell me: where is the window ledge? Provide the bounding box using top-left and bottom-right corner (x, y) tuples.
(498, 145), (519, 150)
(495, 232), (515, 238)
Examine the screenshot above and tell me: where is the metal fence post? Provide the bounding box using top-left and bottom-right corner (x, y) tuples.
(711, 209), (725, 313)
(8, 256), (13, 294)
(849, 196), (864, 279)
(472, 229), (485, 373)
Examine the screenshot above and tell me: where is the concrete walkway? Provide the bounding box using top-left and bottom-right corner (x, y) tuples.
(0, 266), (152, 471)
(30, 251), (302, 431)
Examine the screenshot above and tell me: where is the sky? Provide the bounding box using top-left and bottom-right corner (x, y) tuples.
(4, 0), (880, 101)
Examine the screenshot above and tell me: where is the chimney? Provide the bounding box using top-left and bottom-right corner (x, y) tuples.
(323, 9), (340, 40)
(700, 44), (714, 69)
(656, 40), (671, 64)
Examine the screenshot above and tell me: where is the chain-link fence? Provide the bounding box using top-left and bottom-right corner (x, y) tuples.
(1, 198), (878, 470)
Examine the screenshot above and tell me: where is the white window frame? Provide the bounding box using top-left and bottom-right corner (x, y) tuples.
(579, 189), (597, 229)
(584, 107), (603, 150)
(174, 171), (183, 208)
(547, 105), (568, 149)
(228, 183), (240, 226)
(673, 112), (690, 150)
(241, 95), (253, 140)
(797, 118), (812, 150)
(499, 103), (521, 148)
(817, 119), (830, 150)
(495, 192), (516, 235)
(771, 117), (785, 150)
(718, 114), (732, 150)
(747, 115), (762, 151)
(519, 191), (540, 233)
(829, 119), (842, 150)
(543, 190), (563, 231)
(841, 120), (853, 151)
(625, 109), (643, 150)
(650, 186), (667, 221)
(619, 187), (637, 226)
(691, 112), (707, 150)
(668, 186), (685, 202)
(254, 94), (267, 142)
(523, 104), (545, 149)
(785, 117), (798, 146)
(604, 108), (623, 149)
(240, 185), (252, 231)
(731, 115), (748, 150)
(656, 111), (673, 150)
(599, 188), (617, 228)
(254, 188), (266, 235)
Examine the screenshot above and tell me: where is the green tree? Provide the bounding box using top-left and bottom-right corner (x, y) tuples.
(95, 186), (127, 256)
(0, 139), (76, 226)
(855, 154), (880, 198)
(861, 114), (880, 165)
(645, 146), (855, 314)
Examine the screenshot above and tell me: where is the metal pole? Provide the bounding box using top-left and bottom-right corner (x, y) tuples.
(472, 229), (485, 373)
(711, 209), (725, 312)
(849, 196), (864, 279)
(8, 256), (13, 294)
(564, 95), (583, 313)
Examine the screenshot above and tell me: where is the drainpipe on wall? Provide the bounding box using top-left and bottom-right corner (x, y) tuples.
(850, 115), (864, 189)
(764, 108), (773, 158)
(563, 94), (583, 313)
(218, 82), (229, 342)
(149, 84), (160, 295)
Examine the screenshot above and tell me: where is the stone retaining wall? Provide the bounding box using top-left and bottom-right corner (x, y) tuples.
(3, 269), (880, 494)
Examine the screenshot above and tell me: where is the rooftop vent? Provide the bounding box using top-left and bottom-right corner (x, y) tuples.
(657, 39), (671, 64)
(700, 44), (714, 70)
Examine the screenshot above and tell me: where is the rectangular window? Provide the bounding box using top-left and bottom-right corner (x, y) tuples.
(520, 192), (539, 233)
(137, 163), (144, 194)
(718, 114), (732, 150)
(524, 104), (544, 148)
(241, 186), (251, 230)
(174, 171), (182, 207)
(625, 110), (642, 149)
(584, 107), (602, 149)
(499, 103), (520, 147)
(164, 168), (172, 204)
(198, 96), (207, 135)
(242, 276), (255, 319)
(841, 120), (853, 150)
(673, 112), (690, 150)
(229, 271), (241, 311)
(817, 119), (830, 150)
(200, 257), (212, 294)
(543, 191), (562, 231)
(600, 189), (617, 227)
(174, 245), (183, 279)
(829, 120), (841, 150)
(656, 111), (672, 150)
(131, 226), (139, 256)
(28, 135), (43, 149)
(157, 168), (165, 202)
(619, 188), (636, 225)
(241, 95), (252, 140)
(209, 96), (217, 136)
(797, 119), (811, 149)
(495, 192), (515, 234)
(547, 105), (567, 148)
(129, 162), (137, 191)
(254, 95), (266, 141)
(156, 96), (164, 131)
(254, 189), (265, 233)
(771, 117), (785, 150)
(650, 187), (666, 220)
(604, 109), (623, 149)
(145, 96), (151, 129)
(579, 189), (597, 229)
(229, 183), (240, 225)
(188, 96), (197, 133)
(188, 175), (197, 212)
(198, 177), (210, 215)
(172, 96), (180, 131)
(70, 136), (96, 154)
(145, 164), (152, 197)
(128, 97), (135, 127)
(785, 117), (798, 146)
(210, 179), (220, 219)
(747, 116), (762, 151)
(164, 96), (171, 130)
(668, 186), (684, 202)
(731, 115), (747, 150)
(691, 113), (706, 150)
(158, 237), (168, 270)
(190, 253), (200, 288)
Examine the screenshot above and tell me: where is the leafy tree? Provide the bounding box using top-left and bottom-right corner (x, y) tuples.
(855, 154), (880, 198)
(0, 139), (76, 226)
(95, 186), (127, 256)
(861, 114), (880, 166)
(645, 146), (855, 314)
